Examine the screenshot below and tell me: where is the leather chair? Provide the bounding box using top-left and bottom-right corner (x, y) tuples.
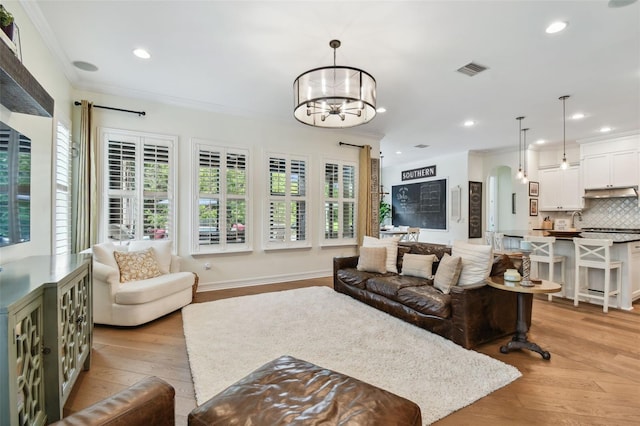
(51, 376), (175, 426)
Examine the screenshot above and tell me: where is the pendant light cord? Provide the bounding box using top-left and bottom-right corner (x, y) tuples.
(563, 97), (566, 157)
(559, 95), (570, 165)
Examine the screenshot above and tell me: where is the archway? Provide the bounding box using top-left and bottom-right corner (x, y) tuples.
(486, 165), (514, 233)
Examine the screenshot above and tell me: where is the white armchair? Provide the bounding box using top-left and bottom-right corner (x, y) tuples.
(92, 240), (195, 326)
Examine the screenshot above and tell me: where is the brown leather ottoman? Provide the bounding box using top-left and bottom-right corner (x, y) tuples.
(188, 355), (421, 426)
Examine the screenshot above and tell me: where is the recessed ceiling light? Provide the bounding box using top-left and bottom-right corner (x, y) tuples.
(376, 107), (387, 113)
(72, 60), (99, 72)
(535, 139), (545, 145)
(463, 120), (475, 127)
(395, 151), (402, 155)
(133, 48), (151, 59)
(572, 113), (585, 120)
(600, 126), (612, 133)
(546, 21), (568, 34)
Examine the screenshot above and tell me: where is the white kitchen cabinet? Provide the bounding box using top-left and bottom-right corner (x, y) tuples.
(538, 165), (582, 211)
(629, 241), (640, 306)
(582, 150), (638, 189)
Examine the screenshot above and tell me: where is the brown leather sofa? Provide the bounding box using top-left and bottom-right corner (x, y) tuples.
(50, 376), (175, 426)
(333, 242), (531, 349)
(188, 355), (422, 426)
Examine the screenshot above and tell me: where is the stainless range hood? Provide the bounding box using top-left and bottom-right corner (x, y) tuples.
(583, 186), (639, 199)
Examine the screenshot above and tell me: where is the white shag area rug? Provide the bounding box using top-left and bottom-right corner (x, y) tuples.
(182, 286), (520, 425)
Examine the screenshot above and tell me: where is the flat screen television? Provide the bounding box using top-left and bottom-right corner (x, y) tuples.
(0, 121), (31, 247)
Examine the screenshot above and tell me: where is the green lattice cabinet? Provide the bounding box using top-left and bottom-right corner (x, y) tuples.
(0, 255), (92, 425)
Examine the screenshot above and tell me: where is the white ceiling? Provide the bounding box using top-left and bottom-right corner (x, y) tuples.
(23, 0), (640, 167)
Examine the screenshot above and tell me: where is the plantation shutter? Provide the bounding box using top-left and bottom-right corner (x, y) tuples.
(54, 121), (72, 255)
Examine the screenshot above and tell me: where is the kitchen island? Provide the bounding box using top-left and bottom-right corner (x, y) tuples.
(497, 230), (640, 310)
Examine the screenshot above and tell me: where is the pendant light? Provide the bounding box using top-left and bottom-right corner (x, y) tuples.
(515, 116), (524, 179)
(559, 95), (570, 170)
(521, 127), (529, 184)
(293, 40), (377, 128)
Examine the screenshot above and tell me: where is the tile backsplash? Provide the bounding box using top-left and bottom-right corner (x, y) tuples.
(580, 198), (640, 229)
(540, 198), (640, 229)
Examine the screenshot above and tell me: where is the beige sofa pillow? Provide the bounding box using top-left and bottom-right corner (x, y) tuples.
(357, 246), (388, 274)
(363, 236), (400, 273)
(433, 253), (462, 294)
(452, 241), (493, 286)
(113, 248), (162, 283)
(401, 254), (438, 278)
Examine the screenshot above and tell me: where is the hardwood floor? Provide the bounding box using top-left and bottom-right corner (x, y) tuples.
(64, 278), (640, 425)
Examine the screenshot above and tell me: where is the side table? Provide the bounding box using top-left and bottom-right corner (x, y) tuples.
(486, 277), (561, 360)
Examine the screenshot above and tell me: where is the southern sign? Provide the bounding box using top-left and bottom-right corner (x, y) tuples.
(401, 165), (436, 181)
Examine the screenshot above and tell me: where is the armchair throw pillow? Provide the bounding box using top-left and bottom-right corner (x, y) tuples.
(401, 254), (438, 278)
(92, 241), (125, 270)
(356, 246), (388, 274)
(128, 240), (173, 274)
(113, 248), (162, 283)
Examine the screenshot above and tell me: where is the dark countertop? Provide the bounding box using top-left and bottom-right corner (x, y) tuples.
(498, 230), (640, 244)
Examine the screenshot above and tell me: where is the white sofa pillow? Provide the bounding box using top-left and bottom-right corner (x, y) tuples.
(452, 240), (493, 286)
(129, 240), (173, 274)
(92, 241), (121, 270)
(363, 236), (401, 273)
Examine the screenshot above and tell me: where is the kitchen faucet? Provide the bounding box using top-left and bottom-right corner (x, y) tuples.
(571, 211), (582, 229)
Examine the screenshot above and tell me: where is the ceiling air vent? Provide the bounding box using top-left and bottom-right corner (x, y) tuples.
(456, 62), (488, 77)
(414, 144), (429, 149)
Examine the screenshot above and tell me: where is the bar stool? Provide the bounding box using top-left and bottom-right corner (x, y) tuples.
(405, 227), (420, 241)
(524, 236), (566, 301)
(485, 231), (494, 248)
(493, 232), (504, 253)
(573, 238), (621, 313)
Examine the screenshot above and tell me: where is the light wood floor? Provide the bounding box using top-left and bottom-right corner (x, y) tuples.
(65, 278), (640, 425)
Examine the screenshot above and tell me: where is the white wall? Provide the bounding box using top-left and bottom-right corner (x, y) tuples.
(72, 89), (381, 289)
(0, 2), (382, 289)
(0, 1), (73, 264)
(382, 151), (470, 245)
(482, 148), (540, 232)
(379, 146), (549, 248)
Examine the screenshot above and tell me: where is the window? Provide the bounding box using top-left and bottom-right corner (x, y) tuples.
(102, 129), (175, 242)
(192, 141), (249, 253)
(266, 154), (308, 248)
(54, 121), (71, 255)
(323, 160), (357, 244)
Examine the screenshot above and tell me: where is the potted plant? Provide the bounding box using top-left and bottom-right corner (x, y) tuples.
(379, 199), (391, 227)
(0, 5), (14, 40)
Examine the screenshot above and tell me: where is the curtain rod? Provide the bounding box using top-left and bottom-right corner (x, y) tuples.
(338, 141), (365, 149)
(74, 101), (146, 116)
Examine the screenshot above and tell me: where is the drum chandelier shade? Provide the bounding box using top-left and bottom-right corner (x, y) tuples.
(293, 40), (376, 128)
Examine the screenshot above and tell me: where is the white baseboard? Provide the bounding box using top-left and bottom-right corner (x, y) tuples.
(197, 269), (332, 292)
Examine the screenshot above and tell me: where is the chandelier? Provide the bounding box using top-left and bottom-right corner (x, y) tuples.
(293, 40), (376, 128)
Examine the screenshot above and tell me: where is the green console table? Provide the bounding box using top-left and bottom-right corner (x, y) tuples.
(0, 254), (92, 425)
